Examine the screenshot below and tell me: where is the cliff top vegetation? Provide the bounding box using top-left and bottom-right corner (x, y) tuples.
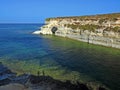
(46, 13), (120, 21)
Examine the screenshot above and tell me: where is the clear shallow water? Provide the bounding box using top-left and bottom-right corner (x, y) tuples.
(0, 24), (120, 90)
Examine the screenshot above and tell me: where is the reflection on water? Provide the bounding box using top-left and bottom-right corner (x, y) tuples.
(0, 24), (120, 90)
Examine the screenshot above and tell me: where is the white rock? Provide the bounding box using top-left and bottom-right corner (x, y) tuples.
(32, 30), (41, 34)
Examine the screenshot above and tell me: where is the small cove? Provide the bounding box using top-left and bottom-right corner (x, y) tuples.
(0, 24), (120, 90)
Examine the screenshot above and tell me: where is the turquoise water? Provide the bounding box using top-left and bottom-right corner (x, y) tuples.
(0, 24), (120, 90)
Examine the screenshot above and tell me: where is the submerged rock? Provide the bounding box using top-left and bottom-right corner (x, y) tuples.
(0, 63), (109, 90)
(0, 62), (16, 86)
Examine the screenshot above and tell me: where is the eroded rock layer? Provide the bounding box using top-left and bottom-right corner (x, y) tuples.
(34, 13), (120, 49)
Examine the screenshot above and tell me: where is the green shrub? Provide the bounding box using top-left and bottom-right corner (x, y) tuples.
(99, 19), (106, 24)
(46, 18), (51, 21)
(104, 26), (120, 32)
(66, 24), (101, 32)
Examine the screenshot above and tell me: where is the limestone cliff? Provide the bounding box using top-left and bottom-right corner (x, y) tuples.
(34, 13), (120, 49)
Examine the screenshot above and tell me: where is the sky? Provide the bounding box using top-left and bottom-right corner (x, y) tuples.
(0, 0), (120, 23)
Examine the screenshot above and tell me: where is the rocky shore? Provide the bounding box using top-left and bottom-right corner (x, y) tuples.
(33, 13), (120, 49)
(0, 62), (108, 90)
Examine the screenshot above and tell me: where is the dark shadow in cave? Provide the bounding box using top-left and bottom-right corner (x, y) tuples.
(51, 27), (58, 34)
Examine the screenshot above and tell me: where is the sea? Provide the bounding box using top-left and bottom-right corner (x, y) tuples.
(0, 23), (120, 90)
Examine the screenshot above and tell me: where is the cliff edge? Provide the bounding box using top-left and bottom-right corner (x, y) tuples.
(33, 13), (120, 49)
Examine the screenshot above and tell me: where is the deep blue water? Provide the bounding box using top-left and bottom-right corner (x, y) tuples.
(0, 24), (120, 90)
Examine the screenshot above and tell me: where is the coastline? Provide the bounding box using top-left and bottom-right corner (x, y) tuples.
(0, 62), (109, 90)
(33, 13), (120, 49)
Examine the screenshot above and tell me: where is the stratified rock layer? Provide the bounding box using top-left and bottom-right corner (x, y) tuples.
(35, 13), (120, 49)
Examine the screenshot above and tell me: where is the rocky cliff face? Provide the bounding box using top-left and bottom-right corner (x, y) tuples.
(34, 13), (120, 49)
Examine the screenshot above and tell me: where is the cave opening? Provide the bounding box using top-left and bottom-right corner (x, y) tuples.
(51, 27), (58, 34)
